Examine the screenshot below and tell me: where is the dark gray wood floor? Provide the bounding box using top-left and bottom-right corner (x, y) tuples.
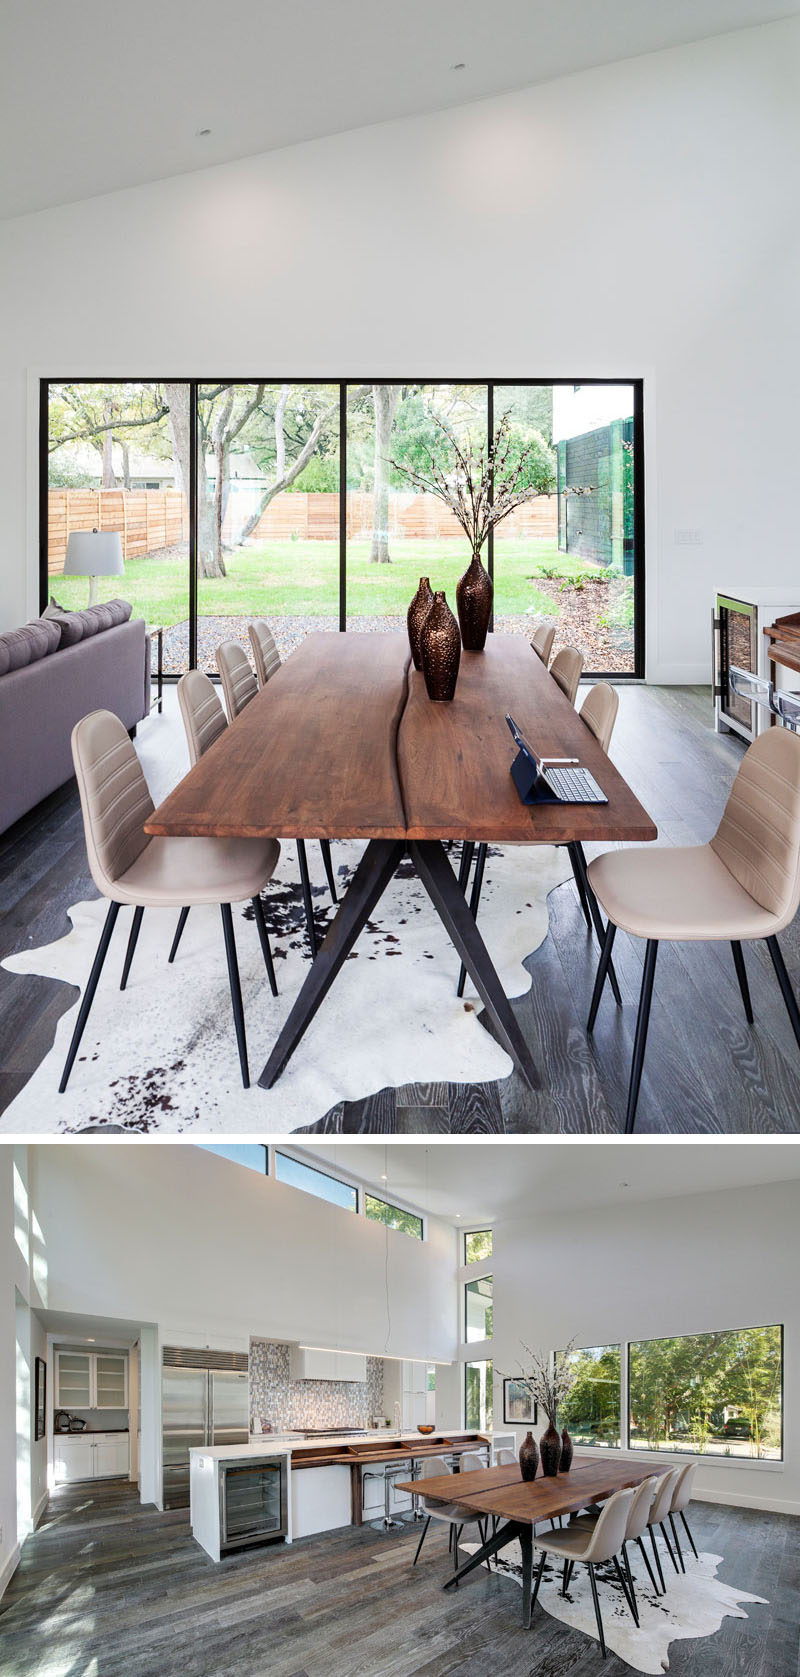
(2, 684), (800, 1132)
(0, 1479), (795, 1677)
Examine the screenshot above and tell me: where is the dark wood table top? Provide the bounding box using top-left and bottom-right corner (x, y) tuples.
(396, 1456), (671, 1524)
(146, 631), (410, 841)
(399, 637), (656, 843)
(146, 631), (656, 846)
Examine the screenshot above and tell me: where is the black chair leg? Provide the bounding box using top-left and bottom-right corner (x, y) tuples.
(731, 941), (754, 1023)
(453, 1523), (462, 1572)
(120, 905), (144, 991)
(251, 894), (278, 998)
(567, 841), (592, 930)
(319, 839), (338, 904)
(625, 938), (659, 1133)
(669, 1513), (685, 1572)
(572, 842), (622, 1005)
(457, 840), (475, 893)
(648, 1525), (666, 1594)
(613, 1551), (637, 1624)
(766, 934), (800, 1051)
(680, 1511), (699, 1560)
(587, 921), (617, 1032)
(623, 1542), (639, 1626)
(530, 1549), (547, 1615)
(637, 1532), (661, 1595)
(59, 901), (121, 1093)
(588, 1562), (607, 1658)
(561, 1557), (570, 1596)
(412, 1515), (430, 1565)
(659, 1517), (679, 1574)
(297, 839), (318, 958)
(457, 842), (487, 998)
(220, 903), (249, 1089)
(168, 906), (190, 964)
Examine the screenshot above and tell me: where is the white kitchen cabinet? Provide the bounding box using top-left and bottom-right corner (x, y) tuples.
(291, 1465), (351, 1537)
(56, 1350), (128, 1410)
(401, 1361), (428, 1429)
(54, 1433), (129, 1483)
(289, 1346), (367, 1383)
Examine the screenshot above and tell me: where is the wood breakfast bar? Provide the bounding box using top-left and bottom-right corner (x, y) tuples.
(146, 632), (656, 1093)
(396, 1455), (673, 1628)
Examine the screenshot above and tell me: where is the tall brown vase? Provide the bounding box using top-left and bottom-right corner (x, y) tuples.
(420, 591), (461, 701)
(560, 1426), (574, 1472)
(407, 575), (434, 670)
(456, 550), (493, 651)
(539, 1418), (562, 1478)
(518, 1431), (539, 1481)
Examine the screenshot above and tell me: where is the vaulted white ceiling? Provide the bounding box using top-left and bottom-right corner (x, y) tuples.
(2, 0), (796, 219)
(298, 1141), (800, 1224)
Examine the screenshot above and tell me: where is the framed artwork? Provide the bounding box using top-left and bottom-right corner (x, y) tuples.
(503, 1378), (537, 1426)
(34, 1357), (46, 1442)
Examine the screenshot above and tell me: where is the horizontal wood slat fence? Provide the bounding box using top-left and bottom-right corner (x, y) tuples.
(49, 488), (558, 573)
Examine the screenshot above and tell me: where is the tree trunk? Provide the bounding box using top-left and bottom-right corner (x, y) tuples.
(102, 400), (115, 487)
(120, 439), (131, 491)
(370, 384), (400, 562)
(212, 438), (228, 578)
(163, 381), (224, 579)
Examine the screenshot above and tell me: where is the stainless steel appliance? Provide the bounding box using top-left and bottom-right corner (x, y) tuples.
(162, 1347), (249, 1509)
(219, 1456), (288, 1552)
(713, 589), (800, 742)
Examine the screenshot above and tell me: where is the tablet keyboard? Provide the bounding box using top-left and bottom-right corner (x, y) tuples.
(543, 765), (607, 804)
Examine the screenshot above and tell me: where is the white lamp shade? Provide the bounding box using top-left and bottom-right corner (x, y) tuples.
(64, 530), (124, 577)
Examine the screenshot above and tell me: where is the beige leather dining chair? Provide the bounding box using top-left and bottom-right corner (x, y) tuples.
(495, 1447), (517, 1466)
(643, 1467), (682, 1593)
(531, 623), (556, 666)
(217, 640), (257, 722)
(214, 643), (339, 954)
(178, 667), (227, 766)
(667, 1462), (699, 1569)
(570, 1474), (660, 1624)
(580, 683), (619, 754)
(531, 1486), (635, 1658)
(587, 726), (800, 1133)
(60, 710), (280, 1093)
(248, 618), (282, 688)
(550, 645), (584, 705)
(412, 1455), (489, 1574)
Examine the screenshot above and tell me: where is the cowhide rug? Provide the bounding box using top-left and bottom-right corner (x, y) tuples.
(0, 837), (569, 1134)
(459, 1537), (767, 1673)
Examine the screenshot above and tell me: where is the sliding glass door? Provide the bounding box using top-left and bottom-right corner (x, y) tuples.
(42, 378), (644, 676)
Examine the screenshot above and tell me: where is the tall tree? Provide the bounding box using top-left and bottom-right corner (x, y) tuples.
(369, 384), (401, 562)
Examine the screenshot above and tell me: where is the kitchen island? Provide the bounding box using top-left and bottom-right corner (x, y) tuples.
(190, 1430), (503, 1561)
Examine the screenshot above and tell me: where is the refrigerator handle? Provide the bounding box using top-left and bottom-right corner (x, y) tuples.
(205, 1370), (211, 1448)
(712, 609), (724, 700)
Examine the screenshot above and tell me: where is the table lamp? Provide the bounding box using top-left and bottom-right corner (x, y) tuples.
(64, 528), (124, 607)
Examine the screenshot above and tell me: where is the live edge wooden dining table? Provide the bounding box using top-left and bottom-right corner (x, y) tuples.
(395, 1455), (673, 1628)
(146, 632), (656, 1091)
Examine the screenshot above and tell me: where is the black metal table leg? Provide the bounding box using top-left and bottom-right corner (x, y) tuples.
(519, 1524), (534, 1628)
(297, 839), (318, 958)
(457, 841), (487, 998)
(443, 1518), (525, 1596)
(258, 840), (406, 1088)
(410, 840), (540, 1091)
(567, 841), (592, 930)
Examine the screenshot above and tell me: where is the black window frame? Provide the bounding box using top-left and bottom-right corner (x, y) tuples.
(627, 1321), (784, 1461)
(464, 1228), (493, 1264)
(464, 1274), (494, 1344)
(464, 1357), (493, 1431)
(40, 376), (645, 679)
(364, 1191), (423, 1240)
(274, 1149), (359, 1213)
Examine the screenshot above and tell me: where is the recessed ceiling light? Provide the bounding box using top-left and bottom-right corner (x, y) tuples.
(87, 1337), (95, 1342)
(455, 1212), (462, 1219)
(380, 1173), (388, 1181)
(196, 127), (212, 137)
(619, 1182), (630, 1189)
(451, 62), (466, 71)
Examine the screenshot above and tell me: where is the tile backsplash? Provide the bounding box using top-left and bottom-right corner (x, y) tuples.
(249, 1339), (384, 1432)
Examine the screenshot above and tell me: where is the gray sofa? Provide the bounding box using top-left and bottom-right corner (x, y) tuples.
(0, 616), (150, 833)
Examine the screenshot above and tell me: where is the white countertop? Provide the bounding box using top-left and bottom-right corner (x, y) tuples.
(189, 1442), (295, 1462)
(246, 1428), (486, 1450)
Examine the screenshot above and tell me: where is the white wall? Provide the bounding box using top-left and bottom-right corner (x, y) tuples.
(492, 1179), (800, 1514)
(0, 17), (798, 679)
(0, 1147), (49, 1597)
(27, 1144), (458, 1363)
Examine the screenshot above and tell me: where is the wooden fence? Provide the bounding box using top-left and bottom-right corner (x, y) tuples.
(49, 486), (558, 573)
(48, 488), (187, 575)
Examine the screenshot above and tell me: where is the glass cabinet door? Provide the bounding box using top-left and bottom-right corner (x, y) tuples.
(56, 1352), (92, 1408)
(95, 1354), (127, 1408)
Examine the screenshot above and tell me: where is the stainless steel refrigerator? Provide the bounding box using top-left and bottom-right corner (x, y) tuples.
(162, 1348), (249, 1509)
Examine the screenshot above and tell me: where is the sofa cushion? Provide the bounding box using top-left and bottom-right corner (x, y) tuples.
(0, 622), (53, 673)
(106, 598), (133, 626)
(48, 609), (85, 647)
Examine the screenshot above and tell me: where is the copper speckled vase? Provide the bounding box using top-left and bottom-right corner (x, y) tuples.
(420, 591), (461, 701)
(560, 1426), (574, 1472)
(407, 575), (434, 670)
(456, 551), (493, 651)
(539, 1419), (562, 1478)
(518, 1431), (539, 1482)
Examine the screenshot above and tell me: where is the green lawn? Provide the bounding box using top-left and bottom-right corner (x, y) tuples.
(52, 538), (608, 628)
